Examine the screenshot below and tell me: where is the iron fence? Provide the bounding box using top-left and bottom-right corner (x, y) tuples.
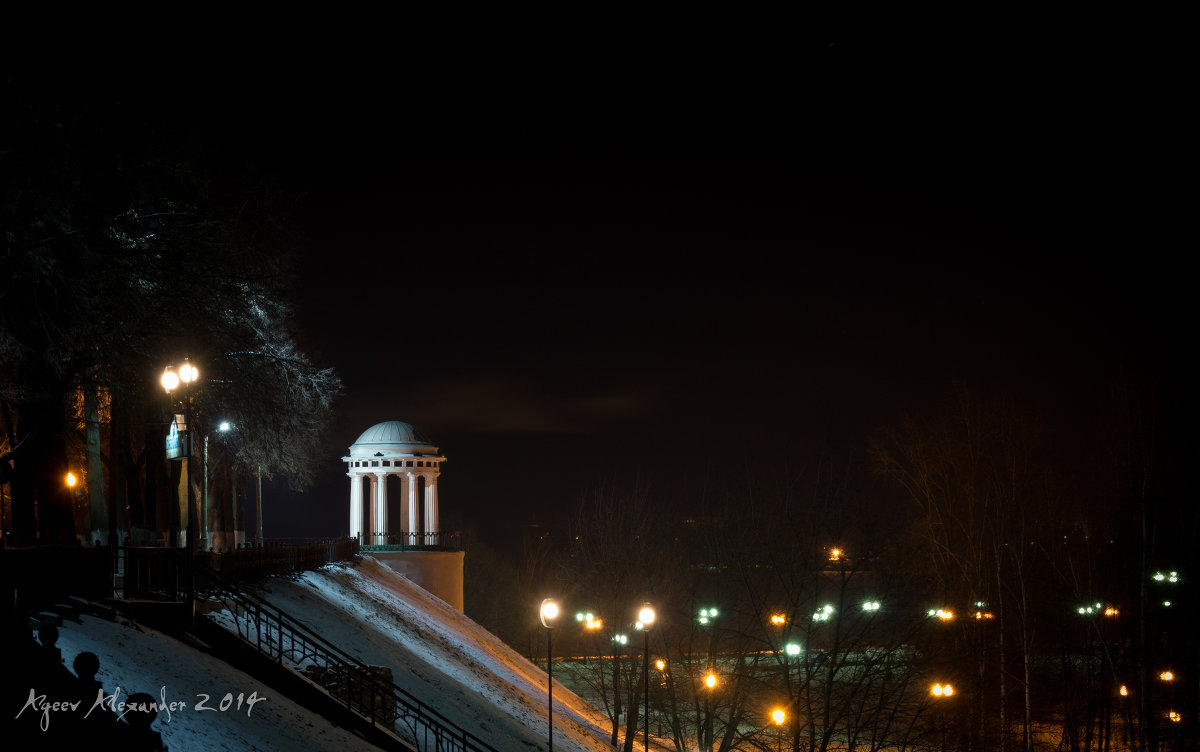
(197, 565), (497, 752)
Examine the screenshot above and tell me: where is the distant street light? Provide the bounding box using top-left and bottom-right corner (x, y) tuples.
(577, 611), (603, 631)
(540, 598), (560, 751)
(637, 602), (655, 752)
(771, 708), (787, 752)
(931, 682), (955, 752)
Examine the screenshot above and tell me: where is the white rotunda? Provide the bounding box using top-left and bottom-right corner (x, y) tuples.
(344, 420), (445, 546)
(343, 420), (463, 611)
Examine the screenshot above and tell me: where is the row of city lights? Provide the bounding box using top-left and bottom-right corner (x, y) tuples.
(558, 598), (1168, 637)
(547, 605), (1183, 744)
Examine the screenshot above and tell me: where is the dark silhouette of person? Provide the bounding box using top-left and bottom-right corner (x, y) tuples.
(68, 651), (119, 743)
(71, 651), (104, 698)
(118, 692), (167, 751)
(5, 620), (44, 745)
(35, 624), (75, 694)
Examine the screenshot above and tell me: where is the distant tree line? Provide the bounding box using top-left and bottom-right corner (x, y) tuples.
(514, 384), (1195, 752)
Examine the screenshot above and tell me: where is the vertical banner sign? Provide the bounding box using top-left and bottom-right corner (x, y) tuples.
(166, 417), (182, 460)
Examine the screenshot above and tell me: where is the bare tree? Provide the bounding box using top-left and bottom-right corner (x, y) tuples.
(2, 99), (341, 546)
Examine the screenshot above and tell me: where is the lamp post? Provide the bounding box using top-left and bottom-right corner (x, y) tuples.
(637, 602), (656, 752)
(162, 359), (198, 618)
(771, 707), (787, 752)
(540, 598), (560, 751)
(930, 682), (954, 752)
(215, 421), (264, 547)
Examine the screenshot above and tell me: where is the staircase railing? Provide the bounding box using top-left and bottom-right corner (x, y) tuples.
(196, 565), (498, 752)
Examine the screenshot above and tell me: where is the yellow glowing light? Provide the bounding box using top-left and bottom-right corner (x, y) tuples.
(1119, 685), (1129, 696)
(704, 672), (718, 689)
(1160, 671), (1174, 682)
(655, 659), (666, 671)
(638, 604), (656, 627)
(770, 614), (786, 625)
(161, 368), (179, 391)
(1168, 711), (1181, 723)
(771, 708), (786, 725)
(936, 609), (954, 621)
(829, 548), (842, 561)
(65, 472), (77, 487)
(1105, 606), (1119, 617)
(179, 361), (198, 383)
(540, 599), (559, 628)
(931, 683), (954, 697)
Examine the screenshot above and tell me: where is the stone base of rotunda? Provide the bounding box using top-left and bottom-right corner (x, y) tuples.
(369, 551), (465, 612)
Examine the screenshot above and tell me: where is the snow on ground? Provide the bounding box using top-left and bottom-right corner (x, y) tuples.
(53, 612), (382, 751)
(235, 555), (627, 751)
(49, 555), (652, 751)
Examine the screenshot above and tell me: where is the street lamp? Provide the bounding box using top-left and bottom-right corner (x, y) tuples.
(771, 708), (787, 752)
(163, 359), (199, 618)
(540, 598), (560, 751)
(931, 682), (955, 752)
(637, 602), (655, 752)
(216, 421), (264, 547)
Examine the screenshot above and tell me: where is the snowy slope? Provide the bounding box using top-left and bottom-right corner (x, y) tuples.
(52, 556), (638, 751)
(53, 613), (382, 751)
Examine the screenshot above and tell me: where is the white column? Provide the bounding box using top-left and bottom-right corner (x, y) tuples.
(374, 472), (388, 541)
(424, 473), (439, 536)
(407, 472), (419, 538)
(367, 475), (377, 541)
(349, 472), (362, 541)
(398, 473), (410, 541)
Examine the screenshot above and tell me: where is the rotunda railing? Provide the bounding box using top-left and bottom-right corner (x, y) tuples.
(357, 531), (463, 551)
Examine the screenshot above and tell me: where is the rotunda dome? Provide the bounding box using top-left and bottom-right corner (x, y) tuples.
(348, 420), (439, 458)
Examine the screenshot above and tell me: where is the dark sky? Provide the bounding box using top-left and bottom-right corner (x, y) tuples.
(185, 32), (1189, 545)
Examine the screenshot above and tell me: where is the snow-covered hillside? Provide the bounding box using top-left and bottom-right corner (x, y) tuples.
(51, 556), (639, 751)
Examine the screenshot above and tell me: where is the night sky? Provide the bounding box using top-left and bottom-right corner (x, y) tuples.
(162, 32), (1188, 548)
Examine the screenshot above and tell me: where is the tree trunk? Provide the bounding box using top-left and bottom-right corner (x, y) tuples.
(612, 654), (623, 747)
(623, 694), (640, 752)
(84, 383), (108, 545)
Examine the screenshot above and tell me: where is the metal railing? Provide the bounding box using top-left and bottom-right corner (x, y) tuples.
(198, 538), (359, 582)
(111, 540), (360, 599)
(358, 531), (462, 550)
(115, 546), (190, 601)
(196, 565), (498, 752)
